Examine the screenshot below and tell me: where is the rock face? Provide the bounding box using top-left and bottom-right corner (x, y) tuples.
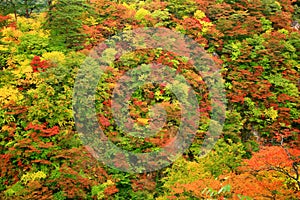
(291, 20), (300, 30)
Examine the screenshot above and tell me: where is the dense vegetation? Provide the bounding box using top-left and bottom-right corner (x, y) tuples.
(0, 0), (299, 199)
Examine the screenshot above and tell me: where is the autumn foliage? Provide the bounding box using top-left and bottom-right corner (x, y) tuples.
(30, 56), (51, 73)
(0, 0), (299, 199)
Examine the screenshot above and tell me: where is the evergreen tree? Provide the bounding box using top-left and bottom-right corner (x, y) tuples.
(46, 0), (91, 50)
(0, 0), (46, 20)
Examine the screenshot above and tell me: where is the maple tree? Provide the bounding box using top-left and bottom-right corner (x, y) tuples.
(246, 145), (300, 190)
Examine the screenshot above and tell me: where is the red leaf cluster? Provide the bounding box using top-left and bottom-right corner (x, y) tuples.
(98, 114), (111, 128)
(25, 122), (60, 137)
(30, 56), (51, 73)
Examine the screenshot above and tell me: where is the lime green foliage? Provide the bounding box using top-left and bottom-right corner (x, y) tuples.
(223, 41), (243, 61)
(135, 8), (151, 21)
(162, 157), (208, 187)
(223, 110), (246, 142)
(151, 9), (172, 27)
(260, 17), (273, 31)
(17, 33), (49, 56)
(163, 139), (246, 184)
(199, 139), (247, 177)
(267, 74), (299, 97)
(4, 182), (25, 197)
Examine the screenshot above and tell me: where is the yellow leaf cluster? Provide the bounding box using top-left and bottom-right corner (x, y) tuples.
(6, 54), (28, 69)
(264, 107), (278, 121)
(85, 16), (99, 26)
(194, 10), (213, 34)
(1, 27), (23, 42)
(194, 10), (206, 20)
(42, 51), (66, 65)
(0, 44), (8, 51)
(17, 16), (42, 32)
(137, 118), (149, 125)
(20, 171), (47, 185)
(14, 15), (49, 38)
(0, 86), (24, 105)
(12, 59), (33, 77)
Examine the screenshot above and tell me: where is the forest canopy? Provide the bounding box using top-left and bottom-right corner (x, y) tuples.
(0, 0), (299, 199)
